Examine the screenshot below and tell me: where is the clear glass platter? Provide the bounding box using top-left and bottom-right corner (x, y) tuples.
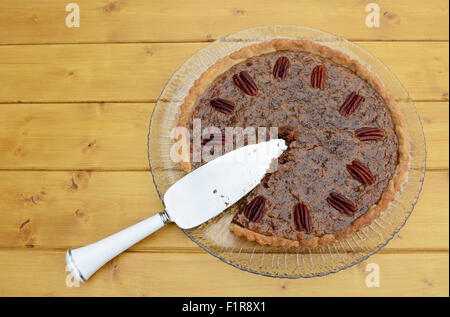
(148, 25), (426, 278)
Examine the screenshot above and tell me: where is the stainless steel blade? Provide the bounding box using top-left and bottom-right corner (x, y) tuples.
(164, 139), (287, 229)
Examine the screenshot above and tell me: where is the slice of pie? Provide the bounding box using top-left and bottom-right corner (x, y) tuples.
(177, 39), (409, 248)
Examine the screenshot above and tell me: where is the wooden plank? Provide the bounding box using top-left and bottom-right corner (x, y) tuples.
(417, 102), (449, 169)
(0, 0), (448, 44)
(0, 42), (447, 103)
(0, 249), (447, 296)
(0, 170), (447, 251)
(0, 103), (153, 171)
(0, 102), (447, 170)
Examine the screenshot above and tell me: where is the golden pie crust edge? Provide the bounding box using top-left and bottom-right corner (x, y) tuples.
(176, 38), (410, 248)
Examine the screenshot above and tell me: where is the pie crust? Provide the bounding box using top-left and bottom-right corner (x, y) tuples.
(176, 39), (409, 248)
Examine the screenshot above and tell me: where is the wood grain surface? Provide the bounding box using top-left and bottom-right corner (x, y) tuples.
(0, 42), (448, 103)
(0, 0), (447, 297)
(0, 0), (448, 43)
(0, 250), (447, 296)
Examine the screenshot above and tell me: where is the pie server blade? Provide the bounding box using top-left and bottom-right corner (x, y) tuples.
(66, 139), (286, 282)
(164, 138), (287, 229)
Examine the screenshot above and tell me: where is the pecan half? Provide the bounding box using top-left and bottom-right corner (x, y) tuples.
(233, 71), (258, 96)
(243, 196), (266, 223)
(311, 65), (326, 89)
(339, 92), (364, 116)
(294, 203), (312, 233)
(355, 127), (385, 141)
(346, 160), (374, 185)
(326, 192), (357, 215)
(273, 57), (290, 80)
(210, 98), (235, 114)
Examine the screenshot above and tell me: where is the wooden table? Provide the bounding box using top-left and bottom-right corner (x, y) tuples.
(0, 0), (448, 297)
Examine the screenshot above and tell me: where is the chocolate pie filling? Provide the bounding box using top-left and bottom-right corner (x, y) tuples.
(188, 50), (399, 241)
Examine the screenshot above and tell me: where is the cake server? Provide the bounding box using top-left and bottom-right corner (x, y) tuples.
(66, 139), (286, 282)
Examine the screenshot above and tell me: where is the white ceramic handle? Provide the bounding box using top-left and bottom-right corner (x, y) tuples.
(66, 211), (170, 282)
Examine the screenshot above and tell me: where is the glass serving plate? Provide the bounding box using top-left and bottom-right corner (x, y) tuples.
(148, 25), (426, 278)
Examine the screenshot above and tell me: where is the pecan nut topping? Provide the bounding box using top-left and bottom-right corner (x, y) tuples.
(311, 65), (326, 89)
(210, 98), (235, 114)
(273, 57), (290, 80)
(355, 127), (385, 141)
(233, 71), (258, 96)
(243, 196), (266, 222)
(326, 192), (357, 215)
(339, 91), (365, 116)
(187, 47), (402, 247)
(346, 160), (375, 185)
(294, 203), (312, 233)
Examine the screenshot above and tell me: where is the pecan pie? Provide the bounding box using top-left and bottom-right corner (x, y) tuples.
(177, 39), (409, 248)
